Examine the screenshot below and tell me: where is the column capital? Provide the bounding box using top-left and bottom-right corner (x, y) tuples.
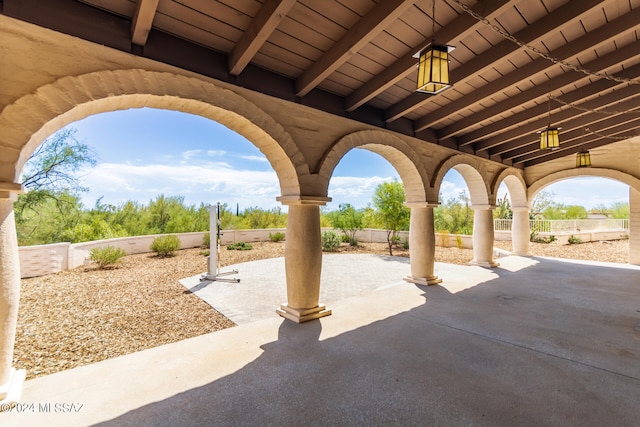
(470, 204), (496, 211)
(0, 183), (24, 201)
(276, 195), (331, 206)
(405, 201), (440, 208)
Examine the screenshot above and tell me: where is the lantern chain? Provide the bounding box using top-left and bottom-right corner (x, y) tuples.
(448, 0), (640, 85)
(551, 95), (640, 115)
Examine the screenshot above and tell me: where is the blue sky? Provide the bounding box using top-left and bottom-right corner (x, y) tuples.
(66, 107), (629, 211)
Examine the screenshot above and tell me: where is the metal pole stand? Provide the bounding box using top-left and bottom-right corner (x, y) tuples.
(201, 202), (240, 283)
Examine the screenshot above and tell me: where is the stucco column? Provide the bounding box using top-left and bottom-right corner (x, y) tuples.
(470, 205), (499, 268)
(630, 187), (640, 265)
(276, 196), (331, 323)
(511, 207), (531, 256)
(404, 204), (442, 285)
(0, 185), (26, 403)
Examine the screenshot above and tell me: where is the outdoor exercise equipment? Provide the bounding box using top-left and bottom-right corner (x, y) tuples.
(201, 202), (240, 283)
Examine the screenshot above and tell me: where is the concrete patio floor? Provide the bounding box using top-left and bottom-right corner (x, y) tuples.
(3, 255), (640, 426)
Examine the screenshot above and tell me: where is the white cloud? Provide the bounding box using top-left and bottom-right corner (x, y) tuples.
(238, 154), (269, 163)
(78, 162), (281, 209)
(326, 176), (395, 209)
(207, 150), (227, 157)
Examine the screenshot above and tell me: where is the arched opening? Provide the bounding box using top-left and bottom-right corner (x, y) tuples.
(13, 106), (295, 380)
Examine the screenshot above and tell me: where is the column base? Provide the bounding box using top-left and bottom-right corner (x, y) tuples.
(0, 368), (26, 404)
(403, 275), (442, 286)
(276, 304), (332, 323)
(512, 251), (532, 257)
(469, 260), (500, 268)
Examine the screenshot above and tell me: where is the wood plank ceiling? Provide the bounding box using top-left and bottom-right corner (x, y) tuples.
(3, 0), (640, 168)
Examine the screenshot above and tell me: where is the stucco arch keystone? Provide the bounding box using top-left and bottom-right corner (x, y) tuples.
(0, 69), (307, 197)
(528, 167), (640, 201)
(492, 168), (528, 208)
(432, 154), (491, 206)
(316, 130), (433, 204)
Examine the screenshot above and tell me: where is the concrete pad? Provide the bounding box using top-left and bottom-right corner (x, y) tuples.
(179, 254), (412, 324)
(3, 256), (640, 426)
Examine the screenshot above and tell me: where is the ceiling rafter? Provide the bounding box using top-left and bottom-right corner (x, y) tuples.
(474, 80), (640, 154)
(131, 0), (159, 46)
(384, 0), (604, 123)
(493, 94), (640, 159)
(515, 115), (640, 166)
(345, 0), (514, 112)
(229, 0), (297, 76)
(457, 47), (640, 148)
(294, 0), (415, 97)
(412, 5), (640, 133)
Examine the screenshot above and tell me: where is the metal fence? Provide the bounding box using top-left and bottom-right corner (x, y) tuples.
(494, 219), (630, 233)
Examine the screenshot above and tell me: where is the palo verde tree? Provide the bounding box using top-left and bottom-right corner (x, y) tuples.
(15, 128), (97, 245)
(372, 180), (410, 255)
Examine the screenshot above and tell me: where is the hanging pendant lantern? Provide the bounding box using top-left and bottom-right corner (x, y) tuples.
(539, 127), (560, 150)
(416, 44), (452, 94)
(415, 0), (453, 94)
(576, 150), (591, 168)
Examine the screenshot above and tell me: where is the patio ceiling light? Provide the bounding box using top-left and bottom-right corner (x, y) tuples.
(576, 149), (591, 168)
(416, 0), (453, 94)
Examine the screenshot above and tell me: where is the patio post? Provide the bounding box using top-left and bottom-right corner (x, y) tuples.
(276, 196), (331, 323)
(511, 207), (531, 256)
(404, 203), (441, 285)
(0, 188), (26, 402)
(470, 204), (499, 268)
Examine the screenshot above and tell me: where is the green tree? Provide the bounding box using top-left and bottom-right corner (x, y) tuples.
(15, 128), (97, 245)
(327, 203), (363, 246)
(434, 192), (473, 235)
(609, 201), (629, 219)
(372, 181), (410, 255)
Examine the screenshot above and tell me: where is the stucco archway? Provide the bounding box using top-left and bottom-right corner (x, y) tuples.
(432, 155), (491, 206)
(528, 167), (640, 201)
(316, 130), (433, 204)
(0, 69), (306, 198)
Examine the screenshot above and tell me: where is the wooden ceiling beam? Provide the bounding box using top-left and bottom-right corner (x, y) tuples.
(345, 0), (513, 112)
(463, 50), (640, 150)
(413, 5), (640, 132)
(385, 0), (602, 124)
(496, 96), (640, 162)
(295, 0), (415, 97)
(516, 116), (640, 166)
(229, 0), (297, 76)
(131, 0), (159, 46)
(484, 88), (640, 156)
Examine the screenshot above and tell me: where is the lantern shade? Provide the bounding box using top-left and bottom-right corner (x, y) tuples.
(576, 150), (591, 168)
(416, 44), (451, 94)
(540, 127), (560, 150)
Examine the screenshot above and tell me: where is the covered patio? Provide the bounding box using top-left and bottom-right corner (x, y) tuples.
(1, 0), (640, 419)
(7, 254), (640, 426)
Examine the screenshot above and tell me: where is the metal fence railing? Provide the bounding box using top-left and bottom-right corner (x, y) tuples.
(494, 219), (630, 233)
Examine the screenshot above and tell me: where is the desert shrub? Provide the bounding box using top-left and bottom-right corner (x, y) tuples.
(269, 232), (285, 242)
(150, 235), (181, 257)
(455, 235), (464, 249)
(227, 242), (253, 250)
(200, 249), (210, 257)
(321, 231), (340, 252)
(532, 234), (557, 244)
(202, 232), (210, 247)
(89, 245), (126, 269)
(439, 231), (450, 248)
(568, 235), (582, 244)
(402, 239), (409, 250)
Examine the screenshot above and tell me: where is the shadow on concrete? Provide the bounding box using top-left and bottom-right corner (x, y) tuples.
(93, 257), (640, 426)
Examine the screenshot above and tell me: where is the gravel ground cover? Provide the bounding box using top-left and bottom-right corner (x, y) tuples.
(14, 239), (630, 379)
